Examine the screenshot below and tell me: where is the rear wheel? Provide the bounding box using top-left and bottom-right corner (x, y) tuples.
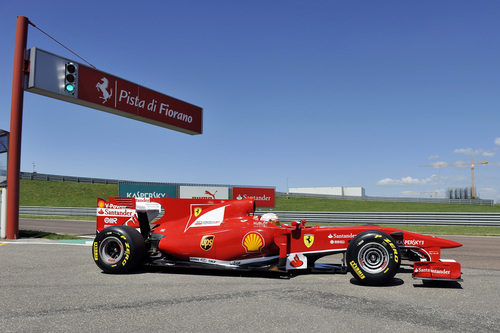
(346, 230), (400, 285)
(93, 226), (145, 273)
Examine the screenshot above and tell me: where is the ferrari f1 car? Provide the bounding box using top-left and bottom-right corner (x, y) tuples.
(93, 197), (463, 285)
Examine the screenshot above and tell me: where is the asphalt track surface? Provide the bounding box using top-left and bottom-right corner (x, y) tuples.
(0, 219), (498, 332)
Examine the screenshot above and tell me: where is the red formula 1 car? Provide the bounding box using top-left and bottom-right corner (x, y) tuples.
(93, 197), (463, 285)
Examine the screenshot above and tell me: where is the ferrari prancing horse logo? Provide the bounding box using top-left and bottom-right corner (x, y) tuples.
(194, 208), (202, 217)
(304, 234), (314, 248)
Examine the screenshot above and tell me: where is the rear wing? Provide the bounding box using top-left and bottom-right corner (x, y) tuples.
(96, 197), (152, 232)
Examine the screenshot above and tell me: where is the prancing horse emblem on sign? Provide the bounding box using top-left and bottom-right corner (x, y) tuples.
(304, 234), (314, 248)
(96, 77), (113, 104)
(194, 208), (202, 217)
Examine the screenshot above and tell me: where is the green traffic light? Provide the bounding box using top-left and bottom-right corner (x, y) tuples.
(65, 84), (75, 93)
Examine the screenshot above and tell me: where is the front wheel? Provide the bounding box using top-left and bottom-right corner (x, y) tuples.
(93, 226), (145, 273)
(346, 230), (400, 285)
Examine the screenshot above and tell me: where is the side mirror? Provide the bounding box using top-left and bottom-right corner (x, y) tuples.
(291, 220), (306, 229)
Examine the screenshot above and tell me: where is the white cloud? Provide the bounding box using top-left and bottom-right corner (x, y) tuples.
(454, 148), (475, 155)
(377, 178), (404, 186)
(483, 151), (495, 157)
(426, 161), (449, 168)
(495, 138), (500, 146)
(452, 161), (470, 168)
(428, 154), (440, 161)
(377, 174), (442, 186)
(454, 148), (495, 157)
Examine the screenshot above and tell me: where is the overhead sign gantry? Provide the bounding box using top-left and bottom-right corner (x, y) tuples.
(26, 48), (203, 135)
(5, 16), (203, 239)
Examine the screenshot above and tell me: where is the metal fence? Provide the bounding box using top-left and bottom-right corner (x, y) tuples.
(18, 206), (500, 226)
(20, 172), (270, 189)
(21, 172), (120, 184)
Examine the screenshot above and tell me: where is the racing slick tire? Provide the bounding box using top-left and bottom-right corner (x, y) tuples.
(346, 230), (400, 285)
(93, 226), (146, 274)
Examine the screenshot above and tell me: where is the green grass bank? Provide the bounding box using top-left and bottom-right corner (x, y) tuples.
(20, 179), (117, 207)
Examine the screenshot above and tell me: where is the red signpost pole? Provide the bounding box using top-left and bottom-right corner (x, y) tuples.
(6, 16), (29, 239)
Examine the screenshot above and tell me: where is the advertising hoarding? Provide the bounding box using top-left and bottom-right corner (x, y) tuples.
(232, 187), (275, 207)
(119, 183), (176, 198)
(179, 186), (229, 199)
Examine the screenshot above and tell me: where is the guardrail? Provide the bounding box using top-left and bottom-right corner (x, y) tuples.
(18, 206), (500, 226)
(256, 211), (500, 227)
(20, 206), (96, 216)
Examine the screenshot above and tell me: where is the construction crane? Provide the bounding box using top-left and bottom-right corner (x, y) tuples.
(470, 158), (488, 199)
(425, 158), (488, 199)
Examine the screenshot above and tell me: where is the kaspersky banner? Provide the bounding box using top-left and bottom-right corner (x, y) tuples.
(119, 183), (177, 199)
(232, 187), (275, 207)
(26, 48), (202, 135)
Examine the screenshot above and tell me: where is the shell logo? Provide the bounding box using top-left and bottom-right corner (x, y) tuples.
(98, 200), (105, 208)
(242, 232), (264, 252)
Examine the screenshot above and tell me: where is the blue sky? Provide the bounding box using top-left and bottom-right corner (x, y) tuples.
(1, 1), (500, 201)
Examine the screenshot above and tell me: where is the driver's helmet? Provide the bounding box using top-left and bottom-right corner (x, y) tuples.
(261, 213), (279, 225)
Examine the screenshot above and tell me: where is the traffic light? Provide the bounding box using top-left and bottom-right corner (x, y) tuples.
(64, 62), (78, 94)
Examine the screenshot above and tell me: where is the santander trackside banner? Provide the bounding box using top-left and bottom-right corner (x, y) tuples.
(232, 187), (275, 207)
